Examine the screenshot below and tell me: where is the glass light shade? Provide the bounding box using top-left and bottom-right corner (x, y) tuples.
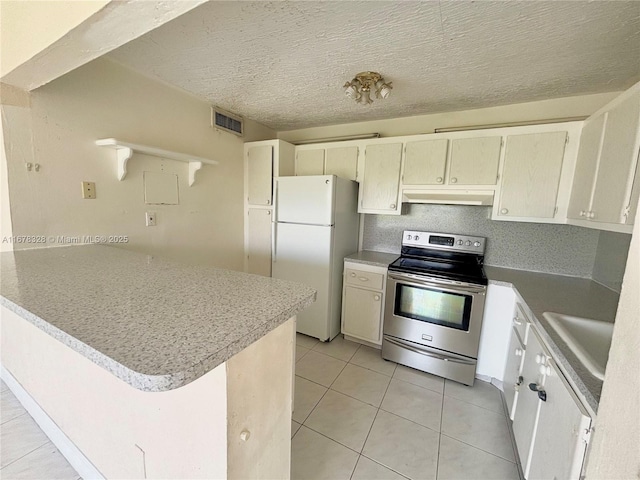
(359, 89), (373, 105)
(344, 84), (357, 98)
(379, 84), (392, 99)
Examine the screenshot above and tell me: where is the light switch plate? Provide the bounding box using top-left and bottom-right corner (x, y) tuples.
(82, 181), (96, 199)
(145, 212), (157, 227)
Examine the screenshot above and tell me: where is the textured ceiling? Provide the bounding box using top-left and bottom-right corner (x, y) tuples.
(108, 1), (640, 131)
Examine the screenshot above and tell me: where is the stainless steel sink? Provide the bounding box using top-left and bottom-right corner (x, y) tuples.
(542, 312), (614, 380)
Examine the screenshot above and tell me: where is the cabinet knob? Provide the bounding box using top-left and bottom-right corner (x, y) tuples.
(436, 177), (443, 183)
(390, 204), (396, 209)
(535, 353), (545, 365)
(579, 210), (586, 217)
(350, 272), (356, 277)
(539, 365), (551, 376)
(240, 430), (251, 441)
(513, 317), (522, 326)
(500, 208), (509, 215)
(450, 177), (458, 184)
(374, 295), (380, 301)
(588, 211), (596, 219)
(515, 348), (523, 357)
(266, 199), (270, 205)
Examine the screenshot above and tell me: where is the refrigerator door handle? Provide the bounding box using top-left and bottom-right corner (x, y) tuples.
(272, 221), (277, 263)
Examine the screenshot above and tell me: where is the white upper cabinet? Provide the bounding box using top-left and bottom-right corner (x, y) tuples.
(325, 146), (358, 181)
(403, 139), (448, 185)
(295, 149), (324, 176)
(449, 136), (502, 185)
(567, 82), (640, 232)
(497, 131), (567, 219)
(294, 144), (358, 181)
(247, 145), (273, 206)
(567, 114), (606, 221)
(590, 88), (640, 224)
(359, 142), (403, 214)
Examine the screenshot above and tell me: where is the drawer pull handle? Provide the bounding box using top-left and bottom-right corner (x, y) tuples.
(513, 317), (522, 326)
(358, 277), (369, 282)
(528, 383), (547, 402)
(350, 272), (356, 277)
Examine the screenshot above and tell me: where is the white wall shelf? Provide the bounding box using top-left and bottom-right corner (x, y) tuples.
(95, 138), (218, 186)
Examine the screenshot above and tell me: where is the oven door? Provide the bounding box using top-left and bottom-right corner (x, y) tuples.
(384, 272), (486, 358)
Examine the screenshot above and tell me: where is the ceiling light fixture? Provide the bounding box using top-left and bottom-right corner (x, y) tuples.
(343, 71), (392, 105)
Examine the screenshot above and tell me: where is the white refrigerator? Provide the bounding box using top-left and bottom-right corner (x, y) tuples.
(272, 175), (359, 341)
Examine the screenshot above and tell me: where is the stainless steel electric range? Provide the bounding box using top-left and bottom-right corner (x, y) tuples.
(382, 230), (488, 386)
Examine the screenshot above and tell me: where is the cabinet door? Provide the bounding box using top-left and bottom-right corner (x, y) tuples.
(590, 89), (640, 224)
(528, 359), (591, 480)
(247, 145), (273, 206)
(360, 143), (402, 212)
(512, 328), (547, 476)
(296, 149), (325, 176)
(567, 114), (606, 220)
(246, 208), (272, 277)
(503, 328), (525, 420)
(449, 136), (502, 185)
(403, 139), (448, 185)
(325, 146), (358, 181)
(498, 132), (567, 219)
(342, 285), (383, 344)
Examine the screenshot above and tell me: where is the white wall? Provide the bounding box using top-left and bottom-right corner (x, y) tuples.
(278, 92), (619, 142)
(2, 58), (275, 270)
(0, 0), (110, 77)
(585, 208), (640, 479)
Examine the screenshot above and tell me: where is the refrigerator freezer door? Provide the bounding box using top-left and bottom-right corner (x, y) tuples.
(272, 222), (333, 340)
(275, 175), (335, 225)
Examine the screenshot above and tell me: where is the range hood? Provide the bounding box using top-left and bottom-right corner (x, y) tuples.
(401, 189), (495, 206)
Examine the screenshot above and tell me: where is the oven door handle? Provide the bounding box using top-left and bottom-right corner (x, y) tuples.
(385, 337), (476, 365)
(388, 272), (486, 295)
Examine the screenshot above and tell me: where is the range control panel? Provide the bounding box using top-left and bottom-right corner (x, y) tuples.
(401, 230), (486, 254)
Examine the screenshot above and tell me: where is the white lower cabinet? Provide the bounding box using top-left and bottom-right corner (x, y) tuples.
(503, 327), (525, 420)
(510, 324), (592, 480)
(513, 327), (548, 476)
(341, 262), (387, 345)
(527, 359), (592, 480)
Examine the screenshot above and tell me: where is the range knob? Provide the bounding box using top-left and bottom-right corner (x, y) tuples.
(414, 235), (420, 241)
(457, 240), (463, 245)
(465, 240), (472, 246)
(406, 234), (412, 240)
(474, 241), (481, 247)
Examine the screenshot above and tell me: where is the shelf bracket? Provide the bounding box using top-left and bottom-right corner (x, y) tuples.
(188, 161), (203, 187)
(115, 146), (133, 181)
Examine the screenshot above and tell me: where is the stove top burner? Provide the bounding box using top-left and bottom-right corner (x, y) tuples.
(388, 230), (488, 286)
(388, 256), (488, 286)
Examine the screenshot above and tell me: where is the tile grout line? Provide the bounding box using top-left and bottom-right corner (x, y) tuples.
(439, 432), (518, 465)
(0, 439), (52, 471)
(1, 410), (28, 426)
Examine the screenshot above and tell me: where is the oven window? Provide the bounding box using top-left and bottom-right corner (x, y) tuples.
(395, 284), (472, 331)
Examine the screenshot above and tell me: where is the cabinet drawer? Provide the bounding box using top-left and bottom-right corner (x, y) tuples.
(512, 302), (531, 345)
(345, 268), (384, 290)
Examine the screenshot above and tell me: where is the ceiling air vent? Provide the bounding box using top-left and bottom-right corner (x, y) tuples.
(211, 107), (243, 136)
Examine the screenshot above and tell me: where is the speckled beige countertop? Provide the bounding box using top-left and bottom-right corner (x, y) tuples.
(0, 245), (315, 392)
(485, 266), (619, 413)
(344, 250), (399, 268)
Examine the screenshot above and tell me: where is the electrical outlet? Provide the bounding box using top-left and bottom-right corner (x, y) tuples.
(145, 212), (157, 227)
(82, 181), (96, 199)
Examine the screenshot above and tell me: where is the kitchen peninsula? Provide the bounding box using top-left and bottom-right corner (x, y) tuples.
(0, 245), (315, 479)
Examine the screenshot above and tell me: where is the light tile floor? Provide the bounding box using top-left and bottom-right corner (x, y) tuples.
(292, 333), (521, 480)
(0, 380), (80, 480)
